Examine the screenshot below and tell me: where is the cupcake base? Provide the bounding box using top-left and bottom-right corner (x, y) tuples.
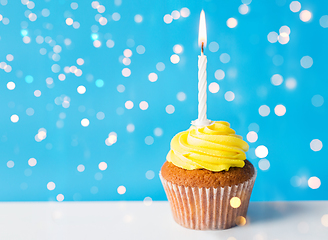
(160, 171), (256, 230)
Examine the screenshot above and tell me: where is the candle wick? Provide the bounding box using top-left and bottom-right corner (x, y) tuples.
(201, 42), (204, 54)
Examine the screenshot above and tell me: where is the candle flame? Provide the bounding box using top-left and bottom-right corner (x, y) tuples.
(198, 10), (207, 49)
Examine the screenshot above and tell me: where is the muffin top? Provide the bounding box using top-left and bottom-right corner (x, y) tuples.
(161, 160), (255, 188)
(166, 121), (249, 172)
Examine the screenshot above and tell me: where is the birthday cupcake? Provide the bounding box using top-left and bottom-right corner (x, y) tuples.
(160, 121), (256, 230)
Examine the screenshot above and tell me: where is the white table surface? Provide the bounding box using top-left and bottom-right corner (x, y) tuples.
(0, 201), (327, 240)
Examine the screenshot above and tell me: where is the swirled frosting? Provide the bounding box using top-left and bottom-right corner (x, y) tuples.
(166, 121), (249, 172)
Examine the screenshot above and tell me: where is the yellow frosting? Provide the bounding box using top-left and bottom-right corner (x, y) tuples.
(166, 121), (249, 172)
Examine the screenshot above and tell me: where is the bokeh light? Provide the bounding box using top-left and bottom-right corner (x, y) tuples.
(310, 139), (323, 152)
(255, 145), (268, 158)
(308, 176), (321, 189)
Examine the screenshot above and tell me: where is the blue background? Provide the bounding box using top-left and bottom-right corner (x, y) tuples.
(0, 0), (327, 202)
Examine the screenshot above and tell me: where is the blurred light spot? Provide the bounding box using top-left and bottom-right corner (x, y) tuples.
(300, 56), (313, 68)
(290, 176), (302, 187)
(56, 194), (64, 202)
(156, 62), (165, 71)
(122, 57), (131, 66)
(106, 39), (114, 48)
(274, 104), (286, 116)
(116, 107), (124, 115)
(139, 101), (149, 110)
(34, 90), (41, 97)
(227, 18), (238, 28)
(272, 55), (284, 66)
(95, 79), (104, 87)
(21, 29), (28, 37)
(58, 74), (66, 81)
(95, 173), (103, 181)
(173, 44), (183, 54)
(42, 8), (50, 17)
(117, 186), (126, 195)
(247, 131), (258, 143)
(143, 197), (153, 206)
(308, 176), (321, 189)
(134, 14), (143, 23)
(73, 21), (80, 29)
(93, 40), (101, 48)
(238, 4), (249, 15)
(248, 123), (259, 133)
(235, 216), (246, 226)
(26, 108), (34, 116)
(255, 145), (268, 158)
(77, 85), (86, 94)
(76, 58), (84, 65)
(76, 164), (85, 172)
(51, 64), (60, 73)
(215, 69), (225, 80)
(125, 100), (134, 109)
(90, 186), (98, 194)
(310, 139), (323, 152)
(164, 14), (173, 24)
(154, 128), (163, 137)
(122, 68), (131, 77)
(166, 105), (175, 114)
(259, 105), (270, 117)
(279, 25), (291, 35)
(146, 170), (155, 180)
(171, 10), (180, 20)
(136, 45), (145, 54)
(117, 84), (125, 93)
(91, 33), (98, 40)
(66, 18), (73, 26)
(98, 162), (107, 171)
(123, 49), (132, 58)
(7, 81), (15, 90)
(127, 123), (135, 132)
(6, 54), (14, 61)
(242, 0), (252, 4)
(258, 159), (270, 171)
(7, 160), (14, 168)
(170, 54), (180, 64)
(285, 77), (297, 90)
(209, 41), (219, 52)
(96, 112), (105, 120)
(81, 118), (89, 127)
(64, 38), (71, 45)
(290, 1), (301, 12)
(180, 7), (190, 18)
(278, 34), (289, 44)
(71, 2), (78, 10)
(311, 95), (324, 107)
(321, 215), (328, 227)
(320, 15), (328, 28)
(28, 158), (37, 167)
(11, 114), (19, 123)
(28, 13), (37, 21)
(105, 132), (117, 146)
(219, 54), (231, 65)
(145, 136), (154, 145)
(99, 17), (107, 25)
(300, 10), (312, 22)
(112, 12), (120, 21)
(209, 82), (220, 93)
(177, 92), (186, 101)
(148, 72), (158, 82)
(47, 182), (55, 191)
(225, 91), (235, 101)
(23, 36), (31, 44)
(230, 197), (241, 208)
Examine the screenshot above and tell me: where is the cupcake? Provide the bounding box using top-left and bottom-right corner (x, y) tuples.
(160, 121), (256, 230)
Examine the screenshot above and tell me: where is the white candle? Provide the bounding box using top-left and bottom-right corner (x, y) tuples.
(192, 10), (211, 127)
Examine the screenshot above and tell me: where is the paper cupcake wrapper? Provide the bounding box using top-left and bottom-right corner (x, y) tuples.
(160, 171), (256, 230)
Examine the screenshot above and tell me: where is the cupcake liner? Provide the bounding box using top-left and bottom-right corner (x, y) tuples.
(160, 171), (256, 230)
